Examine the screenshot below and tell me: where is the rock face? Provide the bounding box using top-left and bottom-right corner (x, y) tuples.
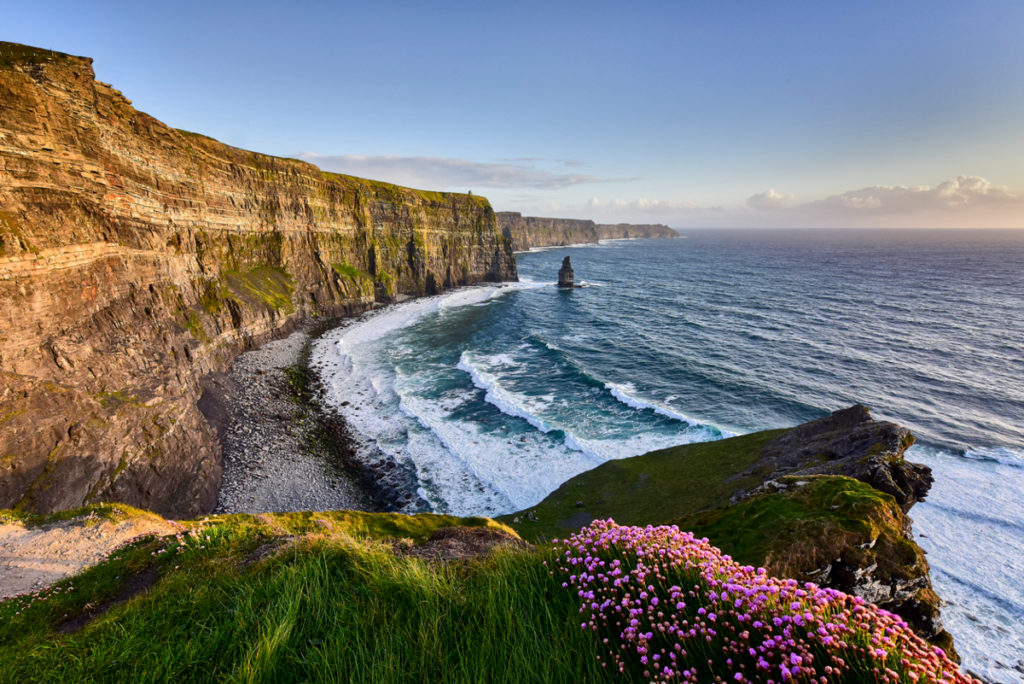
(595, 223), (678, 240)
(727, 406), (950, 653)
(0, 43), (516, 518)
(738, 405), (932, 512)
(505, 405), (954, 654)
(557, 256), (575, 288)
(497, 211), (676, 251)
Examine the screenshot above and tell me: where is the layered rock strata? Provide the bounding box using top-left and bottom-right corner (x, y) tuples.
(496, 211), (675, 251)
(0, 43), (516, 518)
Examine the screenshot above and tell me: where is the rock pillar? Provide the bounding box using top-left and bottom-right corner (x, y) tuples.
(557, 256), (575, 288)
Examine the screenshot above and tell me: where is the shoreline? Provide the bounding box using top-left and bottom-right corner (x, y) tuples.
(211, 312), (431, 516)
(212, 320), (375, 515)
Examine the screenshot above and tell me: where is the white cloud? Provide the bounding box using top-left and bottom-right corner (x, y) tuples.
(746, 189), (795, 210)
(568, 176), (1024, 228)
(299, 153), (605, 190)
(585, 197), (713, 213)
(805, 176), (1024, 215)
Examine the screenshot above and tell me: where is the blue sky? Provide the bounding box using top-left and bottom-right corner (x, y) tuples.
(7, 1), (1024, 227)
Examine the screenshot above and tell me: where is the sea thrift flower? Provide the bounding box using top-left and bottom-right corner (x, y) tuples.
(552, 519), (978, 683)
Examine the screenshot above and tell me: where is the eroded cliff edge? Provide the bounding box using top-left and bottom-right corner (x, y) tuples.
(497, 211), (676, 251)
(504, 406), (955, 654)
(0, 43), (516, 518)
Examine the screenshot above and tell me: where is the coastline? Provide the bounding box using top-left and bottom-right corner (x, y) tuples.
(211, 322), (374, 515)
(211, 312), (433, 517)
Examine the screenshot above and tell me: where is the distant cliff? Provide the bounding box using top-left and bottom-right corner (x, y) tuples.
(595, 222), (677, 240)
(0, 43), (516, 518)
(496, 212), (675, 251)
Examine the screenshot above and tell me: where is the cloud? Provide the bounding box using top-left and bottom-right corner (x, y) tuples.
(495, 156), (586, 167)
(570, 176), (1024, 228)
(585, 197), (719, 213)
(746, 188), (795, 210)
(577, 197), (725, 225)
(804, 176), (1024, 214)
(299, 153), (604, 190)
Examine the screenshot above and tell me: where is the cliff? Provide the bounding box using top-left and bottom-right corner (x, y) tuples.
(595, 222), (677, 240)
(496, 211), (676, 251)
(503, 406), (955, 655)
(0, 42), (516, 518)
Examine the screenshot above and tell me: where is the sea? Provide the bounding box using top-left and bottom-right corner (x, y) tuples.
(309, 229), (1024, 683)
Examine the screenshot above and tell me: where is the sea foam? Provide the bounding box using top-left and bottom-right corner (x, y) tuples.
(605, 381), (737, 439)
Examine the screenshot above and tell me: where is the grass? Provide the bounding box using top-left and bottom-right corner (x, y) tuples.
(0, 42), (76, 69)
(320, 171), (492, 209)
(225, 265), (295, 313)
(501, 428), (786, 543)
(676, 475), (920, 581)
(0, 505), (966, 683)
(330, 261), (375, 298)
(499, 422), (948, 654)
(330, 261), (370, 283)
(0, 503), (160, 527)
(0, 508), (615, 684)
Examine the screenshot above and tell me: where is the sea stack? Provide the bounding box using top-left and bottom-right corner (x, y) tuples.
(557, 256), (575, 288)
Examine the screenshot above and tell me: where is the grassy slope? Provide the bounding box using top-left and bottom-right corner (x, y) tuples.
(498, 430), (936, 631)
(499, 429), (786, 543)
(0, 506), (615, 684)
(675, 475), (923, 582)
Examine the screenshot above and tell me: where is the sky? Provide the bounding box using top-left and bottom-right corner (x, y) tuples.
(6, 1), (1024, 228)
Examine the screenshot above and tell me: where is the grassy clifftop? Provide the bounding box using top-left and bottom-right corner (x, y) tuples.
(0, 505), (613, 683)
(0, 501), (971, 683)
(499, 407), (952, 654)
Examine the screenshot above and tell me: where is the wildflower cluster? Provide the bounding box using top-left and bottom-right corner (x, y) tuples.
(552, 520), (976, 683)
(2, 582), (75, 616)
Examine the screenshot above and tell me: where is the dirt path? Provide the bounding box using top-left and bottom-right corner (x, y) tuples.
(0, 515), (173, 598)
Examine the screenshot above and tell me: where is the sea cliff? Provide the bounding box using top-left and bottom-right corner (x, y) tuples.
(0, 41), (964, 672)
(504, 406), (955, 653)
(0, 43), (516, 518)
(496, 211), (676, 251)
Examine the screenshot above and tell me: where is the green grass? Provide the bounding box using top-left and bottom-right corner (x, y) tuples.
(330, 262), (375, 298)
(329, 262), (370, 283)
(0, 42), (76, 69)
(501, 428), (785, 542)
(0, 509), (615, 684)
(0, 503), (159, 527)
(320, 171), (491, 208)
(225, 265), (295, 313)
(676, 475), (916, 577)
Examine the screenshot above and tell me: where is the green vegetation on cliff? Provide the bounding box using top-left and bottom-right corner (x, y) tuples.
(0, 502), (967, 682)
(0, 507), (613, 683)
(0, 42), (78, 68)
(225, 265), (295, 313)
(321, 172), (492, 209)
(499, 409), (952, 654)
(498, 429), (785, 542)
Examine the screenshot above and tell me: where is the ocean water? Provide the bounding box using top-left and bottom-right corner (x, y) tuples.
(310, 229), (1024, 683)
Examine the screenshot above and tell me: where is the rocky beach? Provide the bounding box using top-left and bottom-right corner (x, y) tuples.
(211, 314), (435, 517)
(210, 325), (373, 515)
